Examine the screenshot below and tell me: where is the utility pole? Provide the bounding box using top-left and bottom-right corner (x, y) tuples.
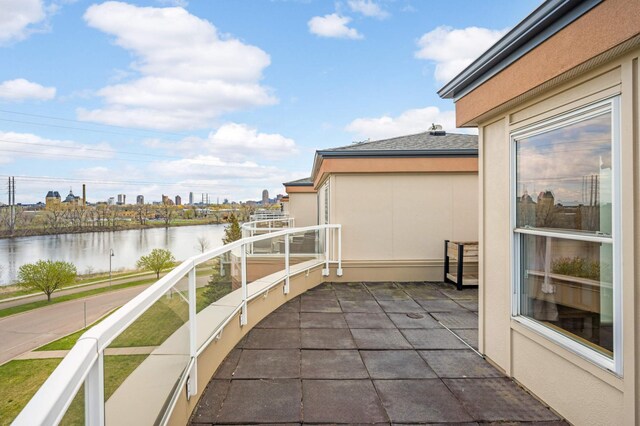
(8, 177), (15, 234)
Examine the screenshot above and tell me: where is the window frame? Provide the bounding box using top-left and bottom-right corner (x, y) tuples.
(509, 96), (622, 375)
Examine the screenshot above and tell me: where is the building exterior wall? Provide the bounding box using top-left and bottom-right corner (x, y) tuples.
(477, 50), (639, 425)
(287, 192), (317, 228)
(455, 0), (640, 127)
(328, 172), (478, 281)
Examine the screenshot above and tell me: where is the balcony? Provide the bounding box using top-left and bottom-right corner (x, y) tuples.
(13, 220), (565, 425)
(191, 281), (564, 425)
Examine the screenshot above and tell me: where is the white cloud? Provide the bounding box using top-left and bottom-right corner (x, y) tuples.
(0, 131), (114, 162)
(415, 25), (507, 83)
(205, 123), (298, 161)
(0, 78), (56, 101)
(80, 1), (276, 130)
(156, 0), (188, 6)
(0, 0), (46, 44)
(348, 0), (388, 19)
(345, 106), (476, 140)
(145, 122), (298, 162)
(308, 13), (363, 39)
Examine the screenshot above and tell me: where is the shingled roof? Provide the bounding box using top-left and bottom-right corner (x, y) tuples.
(283, 177), (313, 186)
(318, 131), (477, 156)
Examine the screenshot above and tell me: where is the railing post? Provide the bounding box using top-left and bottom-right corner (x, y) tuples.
(284, 234), (290, 294)
(187, 266), (198, 397)
(240, 242), (248, 325)
(337, 226), (343, 276)
(323, 227), (330, 276)
(84, 351), (104, 426)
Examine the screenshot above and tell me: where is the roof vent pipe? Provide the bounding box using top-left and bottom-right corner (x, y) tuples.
(429, 123), (446, 136)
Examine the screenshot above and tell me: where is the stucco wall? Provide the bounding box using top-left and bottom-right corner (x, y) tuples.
(288, 192), (317, 228)
(477, 50), (639, 425)
(330, 172), (478, 281)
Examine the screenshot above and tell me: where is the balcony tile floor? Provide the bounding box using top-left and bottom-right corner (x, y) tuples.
(191, 282), (566, 425)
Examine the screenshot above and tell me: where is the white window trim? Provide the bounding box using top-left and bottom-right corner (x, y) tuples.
(509, 96), (623, 376)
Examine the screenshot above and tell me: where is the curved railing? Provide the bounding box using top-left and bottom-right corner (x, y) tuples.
(14, 224), (342, 426)
(241, 217), (295, 238)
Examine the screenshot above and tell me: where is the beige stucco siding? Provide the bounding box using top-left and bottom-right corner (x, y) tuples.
(480, 118), (510, 370)
(477, 50), (639, 425)
(287, 192), (317, 228)
(331, 172), (478, 280)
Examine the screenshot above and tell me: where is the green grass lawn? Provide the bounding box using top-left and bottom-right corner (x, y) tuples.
(0, 355), (149, 425)
(59, 354), (148, 425)
(0, 272), (235, 424)
(0, 358), (62, 426)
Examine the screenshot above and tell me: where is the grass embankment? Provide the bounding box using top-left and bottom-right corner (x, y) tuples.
(36, 282), (232, 351)
(0, 263), (211, 302)
(0, 269), (149, 301)
(2, 278), (233, 423)
(0, 355), (148, 426)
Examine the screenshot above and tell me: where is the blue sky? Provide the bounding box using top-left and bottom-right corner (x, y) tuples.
(0, 0), (540, 204)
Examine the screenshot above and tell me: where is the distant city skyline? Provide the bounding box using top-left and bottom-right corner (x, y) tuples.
(0, 0), (538, 203)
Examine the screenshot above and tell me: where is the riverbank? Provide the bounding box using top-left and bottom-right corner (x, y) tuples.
(0, 217), (229, 240)
(0, 223), (228, 286)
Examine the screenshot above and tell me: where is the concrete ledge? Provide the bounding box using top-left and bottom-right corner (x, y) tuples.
(332, 259), (446, 282)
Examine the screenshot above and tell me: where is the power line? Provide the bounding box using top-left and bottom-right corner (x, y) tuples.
(0, 137), (184, 160)
(0, 148), (170, 163)
(0, 108), (191, 138)
(0, 174), (223, 191)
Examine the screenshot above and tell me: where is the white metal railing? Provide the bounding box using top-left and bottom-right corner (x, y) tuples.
(249, 211), (288, 221)
(241, 217), (295, 239)
(14, 224), (342, 426)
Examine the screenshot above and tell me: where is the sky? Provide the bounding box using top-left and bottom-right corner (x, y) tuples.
(0, 0), (541, 204)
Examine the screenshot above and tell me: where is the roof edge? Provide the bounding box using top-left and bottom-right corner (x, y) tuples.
(315, 149), (478, 158)
(438, 0), (603, 101)
(283, 182), (313, 187)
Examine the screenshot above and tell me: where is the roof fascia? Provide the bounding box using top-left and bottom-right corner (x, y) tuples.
(438, 0), (603, 101)
(315, 149), (478, 158)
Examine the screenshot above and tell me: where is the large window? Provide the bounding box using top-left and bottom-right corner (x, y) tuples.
(512, 98), (621, 373)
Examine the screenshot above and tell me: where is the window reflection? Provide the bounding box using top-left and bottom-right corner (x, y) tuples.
(516, 113), (612, 235)
(520, 234), (613, 356)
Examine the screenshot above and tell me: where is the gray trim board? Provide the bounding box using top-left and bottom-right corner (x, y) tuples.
(438, 0), (603, 101)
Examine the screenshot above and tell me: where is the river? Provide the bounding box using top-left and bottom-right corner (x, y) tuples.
(0, 224), (226, 286)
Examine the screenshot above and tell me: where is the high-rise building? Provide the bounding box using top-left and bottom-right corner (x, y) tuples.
(175, 195), (182, 206)
(117, 194), (126, 205)
(136, 195), (144, 205)
(107, 197), (115, 205)
(262, 189), (269, 205)
(189, 192), (194, 205)
(162, 194), (174, 205)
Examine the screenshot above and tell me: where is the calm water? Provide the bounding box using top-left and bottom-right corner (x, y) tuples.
(0, 224), (226, 285)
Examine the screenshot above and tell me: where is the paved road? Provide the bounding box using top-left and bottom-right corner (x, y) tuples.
(0, 271), (169, 310)
(0, 285), (150, 365)
(0, 266), (211, 310)
(0, 274), (210, 365)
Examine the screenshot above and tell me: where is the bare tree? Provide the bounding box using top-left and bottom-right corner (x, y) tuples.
(136, 203), (150, 226)
(46, 205), (67, 233)
(196, 236), (210, 253)
(158, 203), (174, 227)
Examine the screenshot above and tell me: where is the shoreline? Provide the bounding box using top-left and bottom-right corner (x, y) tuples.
(0, 219), (229, 241)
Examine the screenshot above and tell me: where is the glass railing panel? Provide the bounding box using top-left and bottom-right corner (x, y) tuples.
(199, 252), (234, 311)
(289, 228), (324, 263)
(104, 280), (190, 426)
(59, 385), (85, 425)
(198, 251), (239, 351)
(246, 234), (286, 289)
